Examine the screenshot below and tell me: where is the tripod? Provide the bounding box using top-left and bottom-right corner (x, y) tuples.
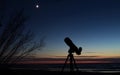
(61, 52), (79, 72)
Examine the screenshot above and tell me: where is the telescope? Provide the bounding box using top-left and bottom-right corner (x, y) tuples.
(64, 37), (82, 55)
(62, 37), (82, 72)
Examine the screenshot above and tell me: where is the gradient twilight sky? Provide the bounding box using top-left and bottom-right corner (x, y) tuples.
(2, 0), (120, 61)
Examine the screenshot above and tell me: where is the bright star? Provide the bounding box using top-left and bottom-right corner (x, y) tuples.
(36, 5), (39, 8)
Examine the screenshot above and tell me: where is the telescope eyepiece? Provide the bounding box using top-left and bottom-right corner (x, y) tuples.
(76, 47), (82, 55)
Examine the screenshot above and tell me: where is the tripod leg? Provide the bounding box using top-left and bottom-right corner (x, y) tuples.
(70, 54), (74, 72)
(61, 55), (69, 72)
(73, 57), (79, 71)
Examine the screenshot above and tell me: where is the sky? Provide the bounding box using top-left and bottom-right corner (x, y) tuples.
(1, 0), (120, 64)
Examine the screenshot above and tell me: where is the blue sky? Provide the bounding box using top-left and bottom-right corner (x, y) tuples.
(3, 0), (120, 60)
(32, 0), (120, 58)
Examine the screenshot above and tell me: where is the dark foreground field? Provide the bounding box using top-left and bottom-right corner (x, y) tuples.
(0, 69), (120, 75)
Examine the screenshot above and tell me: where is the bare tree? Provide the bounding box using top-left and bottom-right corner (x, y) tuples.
(0, 10), (45, 65)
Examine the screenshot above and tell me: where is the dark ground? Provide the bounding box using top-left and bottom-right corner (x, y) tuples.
(0, 69), (120, 75)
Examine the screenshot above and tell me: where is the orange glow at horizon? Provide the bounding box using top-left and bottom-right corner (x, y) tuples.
(17, 60), (112, 64)
(17, 54), (120, 64)
(17, 58), (115, 64)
